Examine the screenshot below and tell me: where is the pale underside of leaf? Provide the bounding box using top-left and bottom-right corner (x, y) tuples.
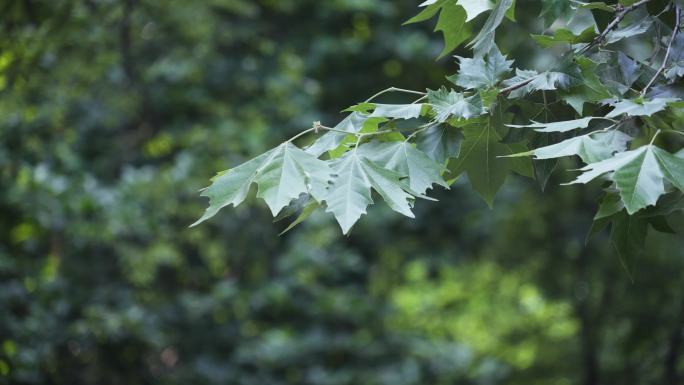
(605, 98), (679, 118)
(359, 141), (448, 194)
(193, 143), (332, 225)
(370, 104), (424, 120)
(507, 117), (593, 133)
(324, 151), (415, 234)
(510, 130), (631, 164)
(456, 0), (493, 22)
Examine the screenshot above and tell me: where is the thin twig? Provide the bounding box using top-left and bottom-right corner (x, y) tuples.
(411, 95), (428, 104)
(499, 76), (537, 95)
(404, 122), (434, 142)
(364, 87), (426, 103)
(642, 6), (681, 96)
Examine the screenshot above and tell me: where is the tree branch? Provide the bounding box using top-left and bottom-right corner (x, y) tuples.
(579, 0), (654, 55)
(498, 76), (536, 95)
(642, 6), (681, 96)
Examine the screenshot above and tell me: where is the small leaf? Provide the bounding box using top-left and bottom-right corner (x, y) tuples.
(532, 27), (596, 48)
(370, 104), (424, 120)
(610, 211), (648, 280)
(306, 112), (367, 156)
(427, 87), (484, 122)
(448, 45), (513, 89)
(502, 69), (573, 98)
(279, 201), (320, 235)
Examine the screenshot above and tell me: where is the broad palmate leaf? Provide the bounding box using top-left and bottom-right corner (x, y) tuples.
(509, 130), (632, 164)
(507, 117), (594, 133)
(449, 45), (513, 89)
(193, 142), (332, 225)
(359, 141), (448, 194)
(416, 123), (462, 164)
(324, 149), (416, 234)
(447, 112), (532, 206)
(428, 87), (484, 122)
(567, 145), (684, 214)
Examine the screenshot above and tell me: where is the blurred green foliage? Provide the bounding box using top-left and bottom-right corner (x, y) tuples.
(1, 1), (684, 385)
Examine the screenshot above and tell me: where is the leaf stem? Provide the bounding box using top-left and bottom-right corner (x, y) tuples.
(404, 122), (434, 142)
(594, 117), (621, 124)
(289, 119), (402, 145)
(364, 87), (427, 103)
(641, 6), (681, 96)
(412, 95), (428, 104)
(287, 127), (316, 143)
(650, 129), (662, 145)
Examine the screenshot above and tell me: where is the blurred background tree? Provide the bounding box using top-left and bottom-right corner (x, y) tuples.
(1, 1), (684, 385)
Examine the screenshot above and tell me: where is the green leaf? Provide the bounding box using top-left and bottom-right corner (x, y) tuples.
(595, 192), (625, 220)
(605, 16), (652, 44)
(617, 52), (641, 87)
(359, 141), (448, 194)
(576, 2), (615, 12)
(194, 142), (332, 225)
(407, 0), (472, 59)
(509, 130), (632, 164)
(605, 98), (679, 118)
(416, 123), (462, 164)
(456, 0), (493, 22)
(507, 117), (594, 133)
(324, 150), (416, 234)
(434, 1), (471, 59)
(370, 104), (424, 120)
(531, 27), (596, 48)
(530, 133), (559, 191)
(558, 57), (612, 114)
(447, 112), (533, 206)
(502, 69), (573, 98)
(468, 0), (515, 56)
(610, 211), (648, 280)
(505, 0), (516, 21)
(404, 0), (446, 24)
(427, 87), (484, 122)
(306, 112), (367, 156)
(567, 145), (684, 214)
(586, 191), (623, 242)
(448, 45), (513, 89)
(639, 191), (684, 217)
(539, 0), (573, 26)
(279, 201), (320, 235)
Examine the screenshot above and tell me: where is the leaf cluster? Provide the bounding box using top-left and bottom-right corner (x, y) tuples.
(195, 0), (684, 259)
